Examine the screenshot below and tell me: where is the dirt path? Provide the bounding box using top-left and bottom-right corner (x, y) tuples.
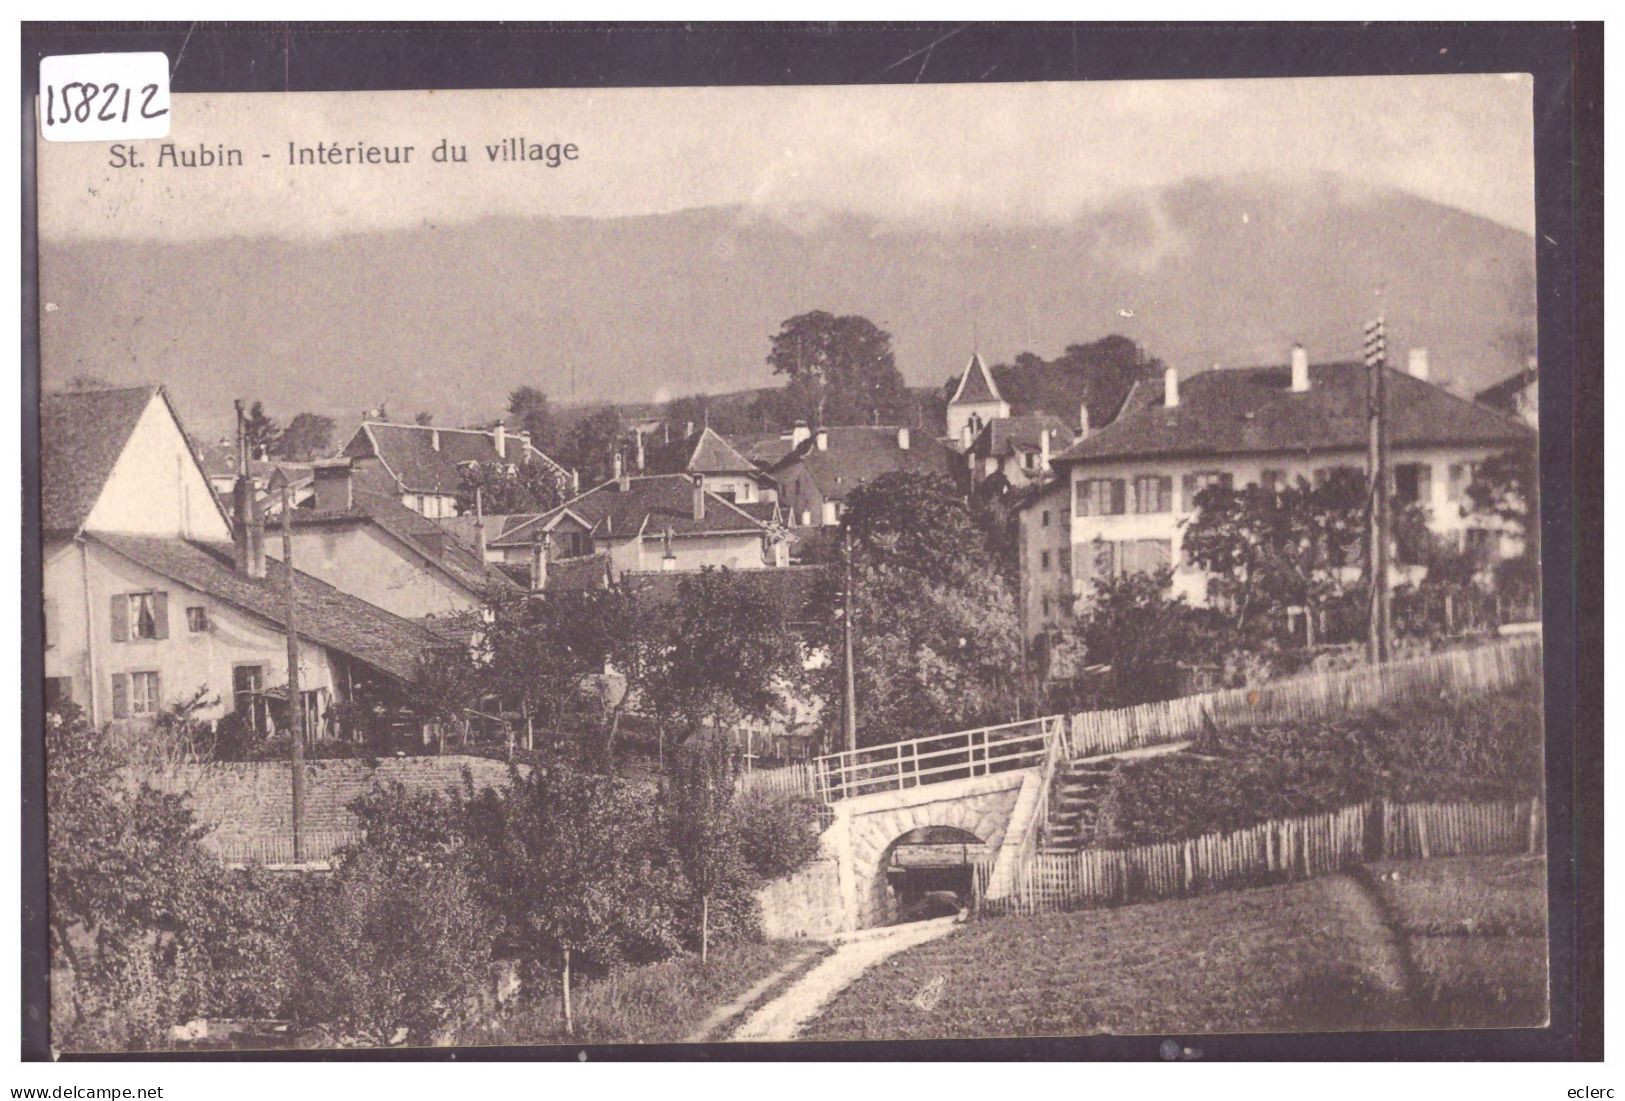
(728, 917), (961, 1042)
(682, 945), (826, 1043)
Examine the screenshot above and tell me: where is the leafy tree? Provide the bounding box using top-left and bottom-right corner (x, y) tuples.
(1071, 567), (1206, 705)
(1181, 471), (1367, 644)
(733, 791), (823, 881)
(810, 472), (1024, 746)
(767, 310), (909, 427)
(559, 408), (625, 485)
(507, 386), (555, 452)
(455, 458), (570, 516)
(242, 401), (280, 460)
(45, 704), (226, 1049)
(664, 741), (746, 963)
(642, 569), (807, 749)
(413, 412), (435, 426)
(484, 763), (681, 1035)
(292, 846), (496, 1045)
(275, 412), (336, 461)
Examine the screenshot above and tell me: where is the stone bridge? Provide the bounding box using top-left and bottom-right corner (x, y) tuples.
(818, 768), (1046, 930)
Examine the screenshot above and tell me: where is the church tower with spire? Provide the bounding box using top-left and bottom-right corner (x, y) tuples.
(945, 352), (1011, 446)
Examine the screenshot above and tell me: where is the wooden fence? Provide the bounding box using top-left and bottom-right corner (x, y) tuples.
(976, 797), (1542, 917)
(207, 829), (361, 867)
(737, 761), (818, 799)
(1065, 635), (1541, 759)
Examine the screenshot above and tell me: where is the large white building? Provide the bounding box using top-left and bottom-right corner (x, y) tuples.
(1043, 347), (1538, 607)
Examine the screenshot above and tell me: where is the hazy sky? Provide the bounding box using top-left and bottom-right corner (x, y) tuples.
(38, 74), (1535, 242)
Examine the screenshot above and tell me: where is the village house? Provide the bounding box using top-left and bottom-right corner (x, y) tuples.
(636, 424), (782, 514)
(196, 438), (316, 511)
(265, 457), (518, 622)
(41, 386), (443, 742)
(339, 420), (573, 520)
(770, 425), (956, 528)
(1475, 358), (1540, 431)
(944, 352), (1011, 446)
(964, 413), (1078, 492)
(488, 462), (792, 586)
(1039, 346), (1539, 609)
(1011, 475), (1074, 644)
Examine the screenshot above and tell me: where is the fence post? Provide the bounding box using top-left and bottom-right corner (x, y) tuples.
(1182, 839), (1193, 894)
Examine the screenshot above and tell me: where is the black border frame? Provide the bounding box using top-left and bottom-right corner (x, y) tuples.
(19, 21), (1601, 1063)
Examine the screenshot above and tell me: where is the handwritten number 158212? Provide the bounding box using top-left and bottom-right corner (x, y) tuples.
(43, 82), (168, 128)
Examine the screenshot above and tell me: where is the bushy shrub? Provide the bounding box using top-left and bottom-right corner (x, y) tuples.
(735, 791), (823, 882)
(1096, 684), (1544, 846)
(291, 848), (497, 1046)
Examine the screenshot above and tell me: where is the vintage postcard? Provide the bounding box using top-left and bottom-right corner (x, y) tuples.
(31, 58), (1552, 1056)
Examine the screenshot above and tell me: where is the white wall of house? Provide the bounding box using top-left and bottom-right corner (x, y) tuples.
(611, 531), (775, 572)
(83, 396), (230, 541)
(1063, 444), (1518, 605)
(44, 539), (343, 730)
(699, 475), (760, 504)
(401, 493), (458, 519)
(1016, 482), (1074, 641)
(268, 523), (481, 620)
(946, 399), (1009, 445)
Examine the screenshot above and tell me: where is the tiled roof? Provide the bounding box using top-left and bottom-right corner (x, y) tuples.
(974, 414), (1077, 458)
(949, 353), (1003, 405)
(503, 473), (772, 546)
(643, 426), (761, 476)
(773, 427), (957, 502)
(341, 422), (569, 496)
(288, 490), (517, 594)
(1052, 362), (1536, 466)
(92, 533), (443, 681)
(41, 385), (159, 535)
(730, 431), (800, 468)
(1475, 366), (1538, 413)
(542, 553), (615, 592)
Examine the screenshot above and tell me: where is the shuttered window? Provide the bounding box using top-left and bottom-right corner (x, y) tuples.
(1180, 471), (1232, 512)
(1075, 478), (1126, 517)
(112, 592), (168, 641)
(1133, 475), (1172, 514)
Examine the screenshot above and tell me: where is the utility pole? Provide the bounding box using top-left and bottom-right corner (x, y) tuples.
(842, 522), (858, 754)
(1363, 318), (1392, 663)
(281, 484), (305, 862)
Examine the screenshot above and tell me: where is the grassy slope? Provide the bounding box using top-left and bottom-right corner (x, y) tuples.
(456, 940), (817, 1047)
(1369, 855), (1549, 1029)
(802, 876), (1412, 1041)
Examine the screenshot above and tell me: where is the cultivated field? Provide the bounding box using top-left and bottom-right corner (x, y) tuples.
(800, 857), (1548, 1042)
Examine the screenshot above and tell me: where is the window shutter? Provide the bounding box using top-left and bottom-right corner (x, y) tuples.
(111, 673), (129, 719)
(152, 593), (170, 640)
(110, 596), (128, 642)
(1416, 464), (1433, 506)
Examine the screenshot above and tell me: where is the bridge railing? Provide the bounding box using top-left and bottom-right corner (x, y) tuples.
(814, 716), (1060, 803)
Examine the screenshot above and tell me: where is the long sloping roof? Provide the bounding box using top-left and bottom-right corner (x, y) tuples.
(949, 353), (1003, 405)
(92, 534), (442, 681)
(1053, 362), (1536, 466)
(500, 473), (772, 547)
(41, 385), (159, 535)
(342, 422), (569, 496)
(773, 426), (957, 502)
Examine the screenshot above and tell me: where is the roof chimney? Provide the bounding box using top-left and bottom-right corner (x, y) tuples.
(661, 527), (676, 570)
(1079, 402), (1090, 440)
(1040, 427), (1051, 470)
(473, 485), (487, 562)
(1163, 367), (1180, 409)
(493, 423), (507, 459)
(231, 400), (267, 579)
(614, 452), (629, 492)
(790, 420), (811, 448)
(430, 428), (440, 451)
(635, 429), (646, 471)
(312, 457), (355, 512)
(692, 473), (706, 522)
(518, 430), (532, 460)
(1290, 344), (1310, 393)
(816, 428), (829, 452)
(1407, 348), (1430, 381)
(897, 426), (910, 451)
(961, 421), (973, 449)
(529, 534), (550, 592)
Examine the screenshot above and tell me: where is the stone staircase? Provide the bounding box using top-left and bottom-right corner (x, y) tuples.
(1043, 758), (1121, 851)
